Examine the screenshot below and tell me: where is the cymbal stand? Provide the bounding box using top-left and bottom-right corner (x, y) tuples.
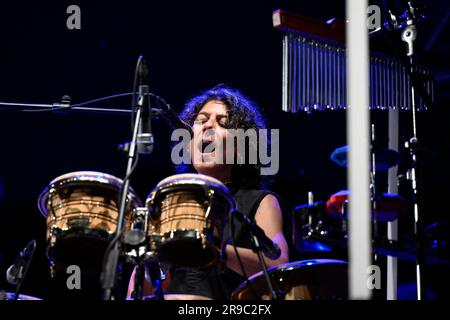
(402, 4), (427, 301)
(370, 124), (386, 300)
(370, 124), (380, 245)
(386, 1), (427, 300)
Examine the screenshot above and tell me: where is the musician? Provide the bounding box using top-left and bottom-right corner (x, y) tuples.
(128, 85), (289, 300)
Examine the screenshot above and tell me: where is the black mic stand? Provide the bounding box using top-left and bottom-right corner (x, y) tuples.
(231, 209), (283, 300)
(101, 56), (153, 300)
(249, 233), (281, 300)
(100, 100), (142, 300)
(10, 240), (37, 300)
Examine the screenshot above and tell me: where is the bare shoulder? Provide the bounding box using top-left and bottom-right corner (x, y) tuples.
(257, 193), (282, 215)
(254, 193), (283, 228)
(255, 192), (289, 263)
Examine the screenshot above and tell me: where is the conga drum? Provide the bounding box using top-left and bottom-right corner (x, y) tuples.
(38, 171), (142, 274)
(146, 173), (236, 268)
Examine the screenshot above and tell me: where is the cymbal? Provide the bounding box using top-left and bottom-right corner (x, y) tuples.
(0, 292), (42, 300)
(330, 145), (399, 171)
(293, 201), (325, 210)
(373, 238), (450, 266)
(326, 190), (409, 222)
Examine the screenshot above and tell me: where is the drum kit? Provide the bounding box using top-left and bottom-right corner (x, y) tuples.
(4, 140), (444, 300)
(292, 143), (450, 276)
(0, 169), (353, 301)
(3, 132), (445, 301)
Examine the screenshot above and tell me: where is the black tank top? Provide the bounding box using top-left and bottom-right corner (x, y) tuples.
(166, 187), (273, 300)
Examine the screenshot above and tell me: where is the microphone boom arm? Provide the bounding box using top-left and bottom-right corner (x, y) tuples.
(230, 209), (283, 300)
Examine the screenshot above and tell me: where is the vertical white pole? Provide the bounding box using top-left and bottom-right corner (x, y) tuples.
(346, 0), (372, 300)
(387, 109), (399, 300)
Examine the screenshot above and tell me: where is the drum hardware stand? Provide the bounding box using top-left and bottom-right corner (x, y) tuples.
(202, 189), (215, 250)
(301, 192), (328, 249)
(126, 252), (166, 301)
(340, 200), (349, 243)
(47, 232), (57, 278)
(369, 124), (384, 296)
(305, 192), (316, 239)
(383, 1), (428, 300)
(370, 124), (380, 248)
(370, 125), (387, 300)
(124, 207), (165, 300)
(145, 255), (166, 301)
(101, 56), (154, 300)
(401, 2), (427, 300)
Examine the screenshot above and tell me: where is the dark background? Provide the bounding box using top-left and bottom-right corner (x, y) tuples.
(0, 0), (449, 300)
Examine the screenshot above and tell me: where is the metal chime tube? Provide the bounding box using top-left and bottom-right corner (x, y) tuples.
(282, 36), (434, 113)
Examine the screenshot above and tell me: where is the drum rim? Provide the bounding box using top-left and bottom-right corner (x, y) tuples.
(37, 171), (142, 217)
(146, 173), (236, 210)
(231, 259), (348, 297)
(155, 173), (226, 188)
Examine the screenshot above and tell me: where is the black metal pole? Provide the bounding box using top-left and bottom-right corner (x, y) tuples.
(401, 20), (427, 300)
(248, 232), (280, 300)
(100, 103), (143, 300)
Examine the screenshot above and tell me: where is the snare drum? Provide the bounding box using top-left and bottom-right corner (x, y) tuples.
(231, 259), (348, 300)
(146, 173), (236, 268)
(38, 171), (142, 274)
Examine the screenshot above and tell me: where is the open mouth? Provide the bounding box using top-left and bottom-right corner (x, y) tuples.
(198, 140), (216, 155)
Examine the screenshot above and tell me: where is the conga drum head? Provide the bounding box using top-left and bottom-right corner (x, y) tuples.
(232, 259), (348, 300)
(38, 171), (142, 273)
(146, 173), (236, 268)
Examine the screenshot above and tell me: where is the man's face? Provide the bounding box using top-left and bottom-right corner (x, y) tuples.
(190, 100), (234, 178)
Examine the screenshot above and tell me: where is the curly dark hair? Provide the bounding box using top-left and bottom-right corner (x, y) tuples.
(176, 84), (270, 189)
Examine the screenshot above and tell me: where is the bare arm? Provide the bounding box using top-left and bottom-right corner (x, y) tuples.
(224, 193), (289, 276)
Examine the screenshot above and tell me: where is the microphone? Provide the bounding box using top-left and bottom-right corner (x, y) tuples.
(136, 57), (154, 154)
(231, 209), (281, 260)
(159, 103), (193, 137)
(6, 240), (36, 285)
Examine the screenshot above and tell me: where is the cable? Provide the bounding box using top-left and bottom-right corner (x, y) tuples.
(1, 92), (169, 113)
(72, 93), (134, 107)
